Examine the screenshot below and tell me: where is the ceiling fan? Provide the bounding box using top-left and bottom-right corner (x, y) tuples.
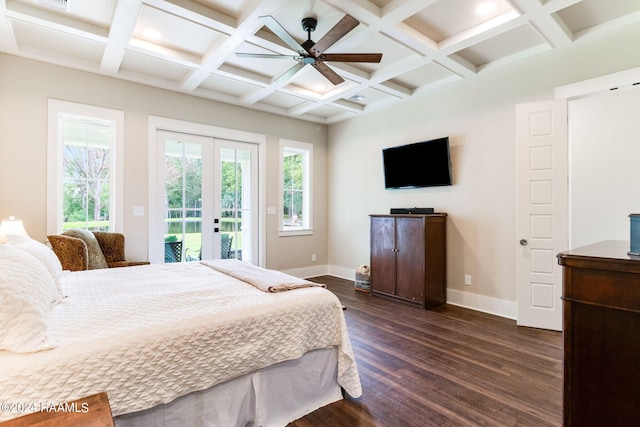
(236, 14), (382, 85)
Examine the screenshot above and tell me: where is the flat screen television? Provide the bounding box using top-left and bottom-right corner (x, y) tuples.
(382, 137), (452, 189)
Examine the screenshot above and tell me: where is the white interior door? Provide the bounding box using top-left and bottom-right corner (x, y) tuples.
(516, 99), (568, 331)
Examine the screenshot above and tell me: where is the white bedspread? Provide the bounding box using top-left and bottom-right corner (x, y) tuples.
(0, 262), (361, 421)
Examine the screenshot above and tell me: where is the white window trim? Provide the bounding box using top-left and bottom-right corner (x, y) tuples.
(279, 139), (313, 237)
(46, 99), (124, 235)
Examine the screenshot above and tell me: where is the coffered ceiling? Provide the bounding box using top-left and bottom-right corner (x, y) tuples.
(1, 0), (639, 123)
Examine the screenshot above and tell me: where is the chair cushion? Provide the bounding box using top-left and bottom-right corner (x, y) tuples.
(62, 229), (109, 269)
(47, 234), (89, 271)
(93, 232), (125, 263)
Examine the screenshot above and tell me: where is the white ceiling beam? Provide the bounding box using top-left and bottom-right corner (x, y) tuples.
(178, 0), (289, 92)
(0, 0), (16, 52)
(508, 0), (575, 48)
(4, 0), (107, 40)
(100, 0), (143, 74)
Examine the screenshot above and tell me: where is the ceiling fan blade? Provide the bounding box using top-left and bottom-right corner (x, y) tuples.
(259, 15), (305, 54)
(321, 53), (382, 63)
(274, 62), (306, 84)
(312, 61), (344, 85)
(236, 53), (300, 60)
(310, 14), (359, 57)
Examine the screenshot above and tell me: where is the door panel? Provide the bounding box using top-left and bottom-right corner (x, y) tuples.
(162, 134), (209, 263)
(370, 216), (396, 295)
(396, 217), (425, 302)
(214, 141), (258, 263)
(516, 99), (567, 331)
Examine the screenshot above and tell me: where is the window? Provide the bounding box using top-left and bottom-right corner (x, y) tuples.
(47, 100), (124, 234)
(279, 139), (312, 235)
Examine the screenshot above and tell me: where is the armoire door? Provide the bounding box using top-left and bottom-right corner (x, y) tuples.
(395, 217), (425, 302)
(370, 216), (396, 295)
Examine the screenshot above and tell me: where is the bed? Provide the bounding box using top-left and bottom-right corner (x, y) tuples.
(0, 238), (361, 426)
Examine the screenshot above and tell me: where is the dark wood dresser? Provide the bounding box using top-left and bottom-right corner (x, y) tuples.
(557, 240), (640, 426)
(370, 213), (446, 309)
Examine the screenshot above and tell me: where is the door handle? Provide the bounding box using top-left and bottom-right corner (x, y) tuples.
(520, 239), (528, 246)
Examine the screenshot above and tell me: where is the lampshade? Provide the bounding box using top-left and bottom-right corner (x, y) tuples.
(0, 216), (30, 241)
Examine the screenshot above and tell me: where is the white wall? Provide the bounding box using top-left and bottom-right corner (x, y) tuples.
(569, 86), (640, 248)
(327, 23), (640, 313)
(0, 54), (329, 271)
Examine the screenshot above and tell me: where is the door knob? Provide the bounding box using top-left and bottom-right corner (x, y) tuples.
(520, 239), (528, 246)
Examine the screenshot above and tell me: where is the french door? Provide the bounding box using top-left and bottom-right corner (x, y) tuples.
(152, 130), (258, 264)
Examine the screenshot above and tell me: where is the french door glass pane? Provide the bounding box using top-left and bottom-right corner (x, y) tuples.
(220, 146), (252, 262)
(164, 140), (202, 262)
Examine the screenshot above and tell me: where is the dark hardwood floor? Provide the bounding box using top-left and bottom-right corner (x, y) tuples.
(290, 276), (562, 427)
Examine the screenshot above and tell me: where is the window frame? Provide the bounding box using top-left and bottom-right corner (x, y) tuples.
(278, 139), (313, 237)
(47, 99), (124, 235)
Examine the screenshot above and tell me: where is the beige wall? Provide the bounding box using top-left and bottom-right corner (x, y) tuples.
(0, 53), (328, 270)
(2, 22), (640, 313)
(569, 86), (640, 248)
(327, 24), (640, 308)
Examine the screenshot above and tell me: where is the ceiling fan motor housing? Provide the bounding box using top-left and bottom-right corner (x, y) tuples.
(302, 17), (317, 33)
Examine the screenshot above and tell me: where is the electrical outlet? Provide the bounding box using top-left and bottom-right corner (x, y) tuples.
(464, 275), (472, 286)
(311, 254), (317, 262)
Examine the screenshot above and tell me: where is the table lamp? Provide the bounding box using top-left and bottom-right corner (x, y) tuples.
(0, 215), (29, 243)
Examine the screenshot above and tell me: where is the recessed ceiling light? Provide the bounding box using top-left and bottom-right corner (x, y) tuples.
(143, 29), (162, 40)
(348, 94), (365, 102)
(475, 1), (497, 16)
(314, 84), (326, 91)
(36, 0), (69, 11)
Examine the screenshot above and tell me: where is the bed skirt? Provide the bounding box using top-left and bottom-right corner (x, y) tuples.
(114, 347), (341, 427)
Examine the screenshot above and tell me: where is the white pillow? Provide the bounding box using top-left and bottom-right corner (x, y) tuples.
(0, 244), (57, 353)
(5, 235), (63, 304)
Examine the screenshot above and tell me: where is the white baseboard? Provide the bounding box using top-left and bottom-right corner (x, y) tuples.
(281, 264), (329, 279)
(282, 264), (355, 281)
(282, 265), (517, 321)
(446, 289), (517, 320)
(327, 264), (356, 280)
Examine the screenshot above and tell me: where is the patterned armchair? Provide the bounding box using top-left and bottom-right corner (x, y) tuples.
(48, 229), (149, 272)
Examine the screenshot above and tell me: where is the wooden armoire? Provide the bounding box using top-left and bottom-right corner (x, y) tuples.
(369, 213), (446, 309)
